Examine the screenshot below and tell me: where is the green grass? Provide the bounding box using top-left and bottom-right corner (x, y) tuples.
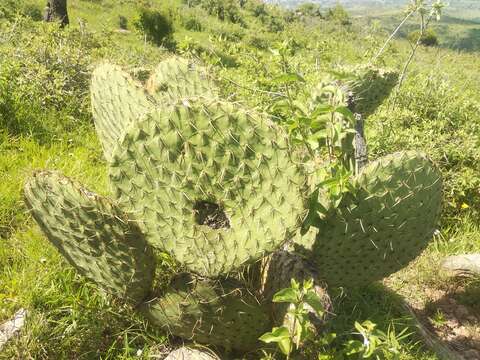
(0, 0), (480, 358)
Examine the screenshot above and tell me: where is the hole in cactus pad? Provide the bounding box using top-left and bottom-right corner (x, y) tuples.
(193, 201), (230, 229)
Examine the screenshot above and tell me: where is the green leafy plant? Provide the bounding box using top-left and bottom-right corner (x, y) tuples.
(133, 7), (175, 48)
(407, 28), (438, 46)
(260, 279), (325, 358)
(343, 321), (410, 359)
(260, 282), (410, 359)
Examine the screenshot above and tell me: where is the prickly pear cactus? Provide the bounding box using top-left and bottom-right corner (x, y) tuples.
(350, 66), (398, 116)
(297, 151), (442, 287)
(24, 58), (443, 354)
(109, 99), (306, 276)
(141, 273), (271, 351)
(91, 63), (153, 162)
(146, 57), (217, 102)
(24, 171), (155, 303)
(333, 65), (398, 116)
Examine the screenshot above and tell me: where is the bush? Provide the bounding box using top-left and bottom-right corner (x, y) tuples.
(201, 0), (243, 24)
(245, 34), (270, 49)
(212, 23), (244, 41)
(182, 15), (203, 31)
(296, 2), (322, 18)
(263, 15), (285, 32)
(0, 0), (43, 21)
(134, 7), (175, 48)
(0, 18), (106, 141)
(408, 29), (439, 47)
(0, 0), (17, 19)
(327, 4), (350, 25)
(22, 2), (43, 21)
(247, 0), (268, 17)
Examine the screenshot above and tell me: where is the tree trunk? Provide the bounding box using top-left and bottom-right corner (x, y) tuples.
(44, 0), (69, 27)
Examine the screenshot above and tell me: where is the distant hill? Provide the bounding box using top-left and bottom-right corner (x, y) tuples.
(271, 0), (480, 52)
(272, 0), (480, 20)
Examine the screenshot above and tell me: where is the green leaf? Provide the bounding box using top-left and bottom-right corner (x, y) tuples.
(311, 104), (334, 117)
(304, 290), (325, 316)
(273, 287), (298, 303)
(344, 340), (364, 355)
(334, 106), (354, 120)
(309, 129), (328, 139)
(311, 117), (329, 130)
(303, 278), (314, 291)
(278, 337), (293, 355)
(290, 278), (300, 290)
(272, 73), (306, 85)
(259, 326), (291, 343)
(319, 332), (337, 346)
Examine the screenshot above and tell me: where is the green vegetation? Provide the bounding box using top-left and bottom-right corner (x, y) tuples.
(1, 0), (479, 359)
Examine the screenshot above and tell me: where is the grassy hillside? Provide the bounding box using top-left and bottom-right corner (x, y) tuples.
(1, 0), (480, 359)
(361, 10), (480, 52)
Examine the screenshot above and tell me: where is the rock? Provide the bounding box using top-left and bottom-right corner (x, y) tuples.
(464, 349), (480, 359)
(455, 305), (471, 320)
(165, 347), (220, 360)
(453, 326), (469, 338)
(467, 315), (478, 323)
(441, 254), (480, 276)
(0, 309), (27, 350)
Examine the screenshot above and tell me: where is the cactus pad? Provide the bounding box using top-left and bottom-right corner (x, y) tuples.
(91, 63), (153, 162)
(24, 171), (155, 303)
(350, 66), (398, 116)
(146, 57), (216, 102)
(109, 99), (305, 276)
(141, 274), (271, 351)
(332, 65), (398, 116)
(298, 151), (442, 287)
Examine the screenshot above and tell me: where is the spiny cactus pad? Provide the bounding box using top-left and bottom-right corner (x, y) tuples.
(332, 65), (398, 116)
(109, 99), (305, 276)
(298, 151), (442, 287)
(146, 57), (216, 102)
(141, 274), (271, 351)
(24, 171), (155, 303)
(348, 65), (398, 116)
(91, 63), (153, 162)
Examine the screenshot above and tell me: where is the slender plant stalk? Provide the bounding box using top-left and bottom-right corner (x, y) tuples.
(371, 9), (416, 64)
(392, 12), (434, 108)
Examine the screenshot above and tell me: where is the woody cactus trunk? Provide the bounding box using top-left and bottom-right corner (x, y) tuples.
(24, 57), (443, 353)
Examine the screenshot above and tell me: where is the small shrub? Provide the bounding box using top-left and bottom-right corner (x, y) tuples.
(408, 29), (439, 46)
(245, 34), (269, 49)
(327, 3), (351, 25)
(0, 18), (106, 141)
(201, 0), (243, 24)
(134, 7), (175, 48)
(182, 15), (203, 31)
(118, 15), (128, 30)
(0, 0), (42, 21)
(264, 15), (285, 32)
(247, 0), (268, 17)
(182, 0), (202, 7)
(0, 0), (16, 20)
(22, 2), (43, 21)
(212, 24), (244, 42)
(296, 2), (322, 18)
